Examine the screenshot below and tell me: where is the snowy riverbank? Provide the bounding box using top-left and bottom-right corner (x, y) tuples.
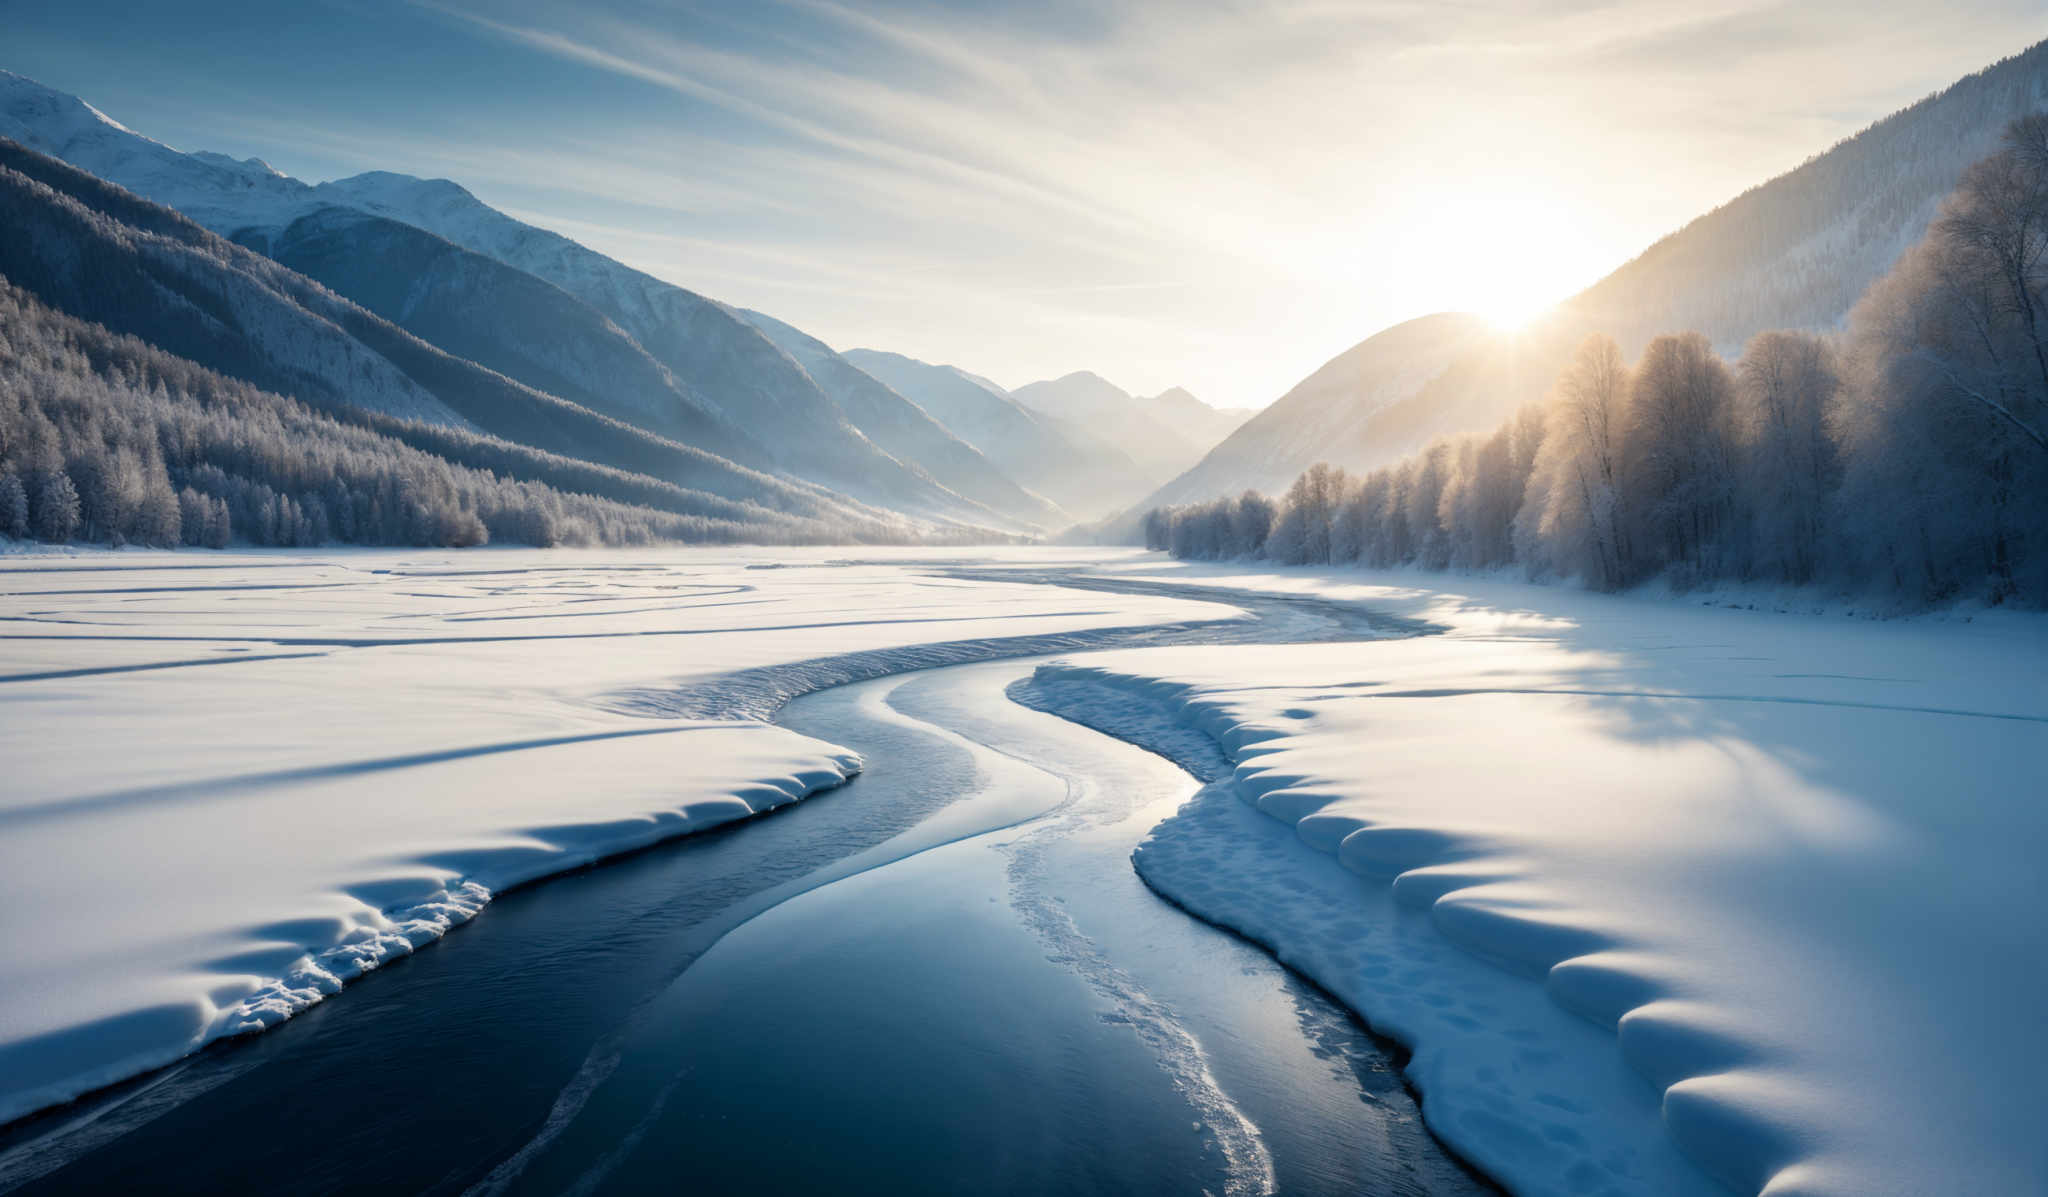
(7, 546), (2041, 1197)
(0, 547), (1235, 1126)
(1020, 560), (2047, 1197)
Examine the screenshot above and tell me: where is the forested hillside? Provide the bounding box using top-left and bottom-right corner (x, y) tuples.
(239, 205), (757, 461)
(312, 172), (1006, 525)
(0, 277), (929, 548)
(0, 139), (945, 542)
(0, 72), (1045, 530)
(1572, 39), (2048, 356)
(1148, 117), (2048, 606)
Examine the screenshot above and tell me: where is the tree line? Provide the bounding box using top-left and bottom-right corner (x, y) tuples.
(0, 275), (935, 550)
(1147, 116), (2048, 606)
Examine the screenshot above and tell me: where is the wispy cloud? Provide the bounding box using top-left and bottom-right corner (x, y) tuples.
(84, 0), (2043, 405)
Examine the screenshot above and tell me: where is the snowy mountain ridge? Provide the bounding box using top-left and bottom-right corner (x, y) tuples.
(1011, 370), (1242, 496)
(0, 136), (935, 539)
(842, 349), (1157, 520)
(0, 70), (1049, 532)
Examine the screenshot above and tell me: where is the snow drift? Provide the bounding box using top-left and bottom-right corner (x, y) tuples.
(1024, 562), (2047, 1197)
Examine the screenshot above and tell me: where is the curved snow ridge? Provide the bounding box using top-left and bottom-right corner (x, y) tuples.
(599, 617), (1251, 722)
(0, 746), (860, 1130)
(1025, 662), (1769, 1196)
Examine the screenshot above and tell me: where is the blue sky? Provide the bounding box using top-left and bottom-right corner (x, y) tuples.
(7, 1), (2044, 407)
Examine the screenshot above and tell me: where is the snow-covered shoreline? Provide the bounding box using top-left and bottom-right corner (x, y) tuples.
(8, 547), (2043, 1196)
(0, 547), (1238, 1128)
(1018, 560), (2047, 1197)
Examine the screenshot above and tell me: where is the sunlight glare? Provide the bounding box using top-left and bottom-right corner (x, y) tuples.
(1400, 180), (1601, 334)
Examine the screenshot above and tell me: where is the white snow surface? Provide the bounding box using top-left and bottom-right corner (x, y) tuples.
(1020, 559), (2047, 1197)
(6, 546), (2043, 1197)
(0, 547), (1231, 1126)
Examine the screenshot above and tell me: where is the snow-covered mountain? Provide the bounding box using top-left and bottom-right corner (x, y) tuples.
(239, 205), (761, 463)
(1140, 387), (1254, 446)
(0, 137), (916, 535)
(738, 310), (1067, 529)
(1123, 38), (2048, 532)
(1009, 371), (1239, 495)
(1572, 39), (2048, 359)
(1139, 313), (1500, 512)
(0, 70), (1046, 532)
(308, 171), (1006, 524)
(840, 349), (1150, 519)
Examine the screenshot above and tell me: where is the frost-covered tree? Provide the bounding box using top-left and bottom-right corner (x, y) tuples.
(1520, 336), (1633, 587)
(0, 470), (27, 539)
(32, 469), (79, 541)
(1405, 444), (1452, 569)
(1734, 331), (1840, 582)
(1623, 333), (1738, 580)
(1440, 426), (1519, 569)
(1142, 506), (1174, 551)
(1230, 491), (1277, 557)
(1832, 114), (2048, 600)
(1269, 462), (1345, 564)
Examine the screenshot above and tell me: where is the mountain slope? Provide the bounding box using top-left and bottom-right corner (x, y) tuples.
(312, 172), (1003, 524)
(1008, 371), (1247, 498)
(0, 137), (908, 533)
(0, 274), (904, 549)
(841, 349), (1149, 519)
(1126, 37), (2048, 529)
(738, 309), (1066, 529)
(1569, 38), (2048, 356)
(1140, 387), (1253, 446)
(0, 71), (1006, 529)
(240, 206), (761, 463)
(1140, 313), (1500, 511)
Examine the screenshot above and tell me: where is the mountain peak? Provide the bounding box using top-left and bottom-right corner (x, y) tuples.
(2, 69), (142, 145)
(324, 171), (484, 212)
(1144, 386), (1204, 409)
(0, 70), (315, 230)
(1015, 370), (1132, 406)
(190, 150), (284, 177)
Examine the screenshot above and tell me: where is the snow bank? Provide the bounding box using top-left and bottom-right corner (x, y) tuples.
(0, 546), (1235, 1126)
(1026, 563), (2048, 1197)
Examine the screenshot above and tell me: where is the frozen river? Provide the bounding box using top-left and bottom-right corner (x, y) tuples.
(10, 548), (2034, 1194)
(0, 553), (1488, 1195)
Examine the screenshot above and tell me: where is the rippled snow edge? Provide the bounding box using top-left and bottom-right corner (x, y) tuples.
(0, 756), (860, 1131)
(1019, 662), (1728, 1197)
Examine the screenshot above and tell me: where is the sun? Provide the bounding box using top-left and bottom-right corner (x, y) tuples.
(1475, 283), (1557, 333)
(1467, 211), (1579, 333)
(1404, 182), (1596, 335)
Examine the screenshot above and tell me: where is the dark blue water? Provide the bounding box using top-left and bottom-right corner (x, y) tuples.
(0, 658), (1490, 1196)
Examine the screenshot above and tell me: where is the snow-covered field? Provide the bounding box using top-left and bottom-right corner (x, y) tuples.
(1023, 560), (2048, 1197)
(4, 547), (2042, 1197)
(0, 547), (1231, 1125)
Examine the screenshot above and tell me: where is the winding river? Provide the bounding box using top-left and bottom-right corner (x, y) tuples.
(0, 571), (1489, 1196)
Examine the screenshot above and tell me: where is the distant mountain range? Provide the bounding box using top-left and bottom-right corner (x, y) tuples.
(0, 70), (1250, 539)
(7, 36), (2043, 550)
(839, 349), (1143, 519)
(1008, 372), (1251, 490)
(1118, 38), (2048, 536)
